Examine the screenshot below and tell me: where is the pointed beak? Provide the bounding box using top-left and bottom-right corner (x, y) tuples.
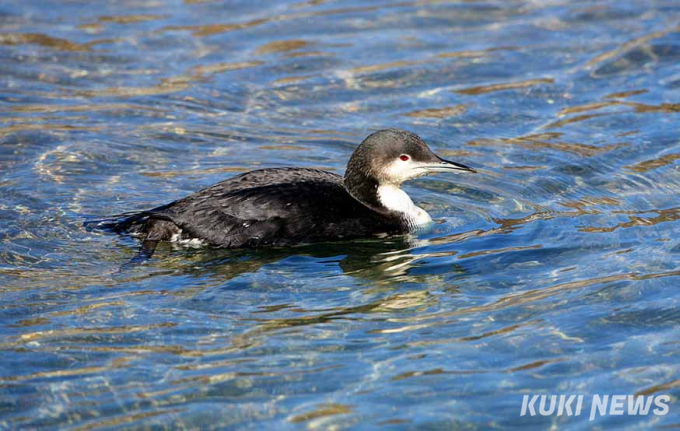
(417, 156), (476, 174)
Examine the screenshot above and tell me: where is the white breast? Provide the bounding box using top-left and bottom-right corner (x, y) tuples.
(377, 185), (433, 229)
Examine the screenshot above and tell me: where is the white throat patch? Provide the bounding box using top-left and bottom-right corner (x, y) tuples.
(382, 159), (429, 184)
(377, 184), (432, 229)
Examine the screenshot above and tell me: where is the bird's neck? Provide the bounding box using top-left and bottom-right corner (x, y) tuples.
(376, 184), (432, 228)
(344, 173), (432, 229)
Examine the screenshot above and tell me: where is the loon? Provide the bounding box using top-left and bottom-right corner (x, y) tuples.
(99, 129), (475, 253)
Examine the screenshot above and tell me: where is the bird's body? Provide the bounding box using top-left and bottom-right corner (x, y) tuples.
(115, 168), (402, 249)
(96, 129), (475, 254)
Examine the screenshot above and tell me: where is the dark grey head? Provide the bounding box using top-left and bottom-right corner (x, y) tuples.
(344, 129), (475, 211)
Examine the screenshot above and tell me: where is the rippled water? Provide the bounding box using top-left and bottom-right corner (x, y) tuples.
(1, 0), (679, 429)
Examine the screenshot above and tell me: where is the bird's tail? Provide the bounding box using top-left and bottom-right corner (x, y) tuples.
(85, 211), (158, 266)
(84, 211), (150, 234)
(85, 210), (181, 266)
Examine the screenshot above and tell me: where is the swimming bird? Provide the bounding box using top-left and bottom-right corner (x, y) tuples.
(99, 128), (475, 254)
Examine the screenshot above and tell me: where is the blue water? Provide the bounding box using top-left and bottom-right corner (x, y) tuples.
(1, 0), (679, 429)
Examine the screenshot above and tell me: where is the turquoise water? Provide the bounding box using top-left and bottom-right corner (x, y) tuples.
(1, 0), (679, 429)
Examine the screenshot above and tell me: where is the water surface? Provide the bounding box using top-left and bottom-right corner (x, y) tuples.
(1, 0), (679, 429)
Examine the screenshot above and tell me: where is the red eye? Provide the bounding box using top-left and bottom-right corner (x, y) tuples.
(400, 155), (410, 161)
